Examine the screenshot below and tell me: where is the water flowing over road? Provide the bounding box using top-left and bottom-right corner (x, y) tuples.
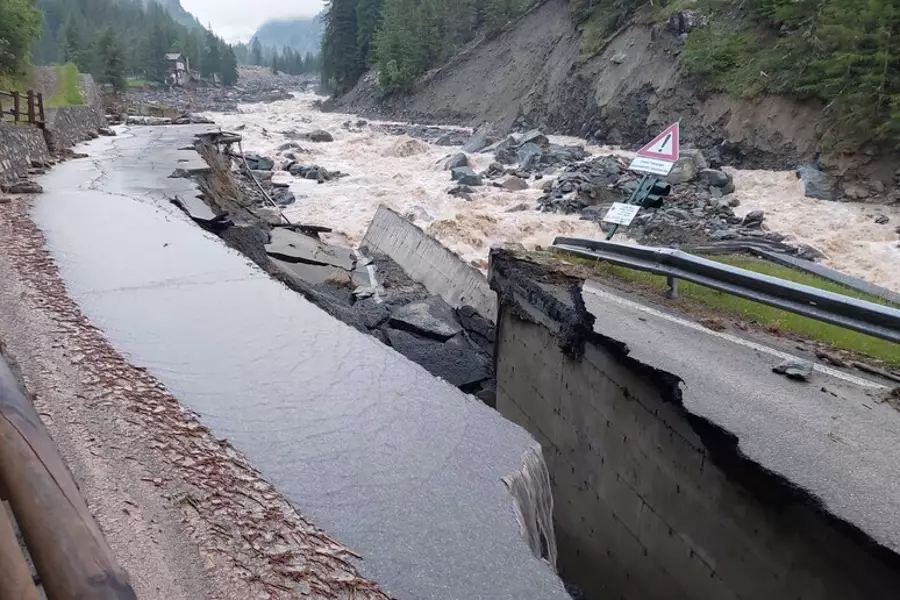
(208, 93), (900, 290)
(30, 126), (571, 600)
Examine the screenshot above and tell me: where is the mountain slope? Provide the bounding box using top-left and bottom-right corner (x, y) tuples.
(147, 0), (205, 30)
(252, 15), (324, 56)
(338, 0), (896, 192)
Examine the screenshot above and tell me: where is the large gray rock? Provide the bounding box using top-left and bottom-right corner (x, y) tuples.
(5, 180), (43, 194)
(698, 168), (733, 189)
(451, 167), (483, 187)
(272, 188), (296, 206)
(444, 152), (469, 171)
(462, 128), (492, 153)
(244, 154), (275, 171)
(795, 164), (837, 201)
(304, 129), (334, 143)
(516, 143), (543, 170)
(666, 157), (699, 184)
(389, 297), (463, 341)
(502, 177), (529, 191)
(520, 129), (549, 148)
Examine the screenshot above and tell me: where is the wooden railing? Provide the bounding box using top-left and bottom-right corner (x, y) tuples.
(0, 90), (45, 127)
(0, 356), (136, 599)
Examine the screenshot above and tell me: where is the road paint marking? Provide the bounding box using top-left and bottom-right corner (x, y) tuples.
(583, 282), (888, 390)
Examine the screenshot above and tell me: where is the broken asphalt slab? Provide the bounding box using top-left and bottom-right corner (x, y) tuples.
(389, 297), (463, 341)
(265, 227), (356, 270)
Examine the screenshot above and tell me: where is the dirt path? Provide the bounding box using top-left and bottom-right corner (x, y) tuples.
(0, 194), (391, 599)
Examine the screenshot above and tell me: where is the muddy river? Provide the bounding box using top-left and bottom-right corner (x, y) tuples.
(206, 93), (900, 291)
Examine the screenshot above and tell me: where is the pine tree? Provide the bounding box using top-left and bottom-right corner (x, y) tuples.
(271, 51), (280, 74)
(202, 29), (221, 79)
(251, 37), (264, 66)
(322, 0), (361, 92)
(95, 26), (126, 92)
(220, 44), (239, 86)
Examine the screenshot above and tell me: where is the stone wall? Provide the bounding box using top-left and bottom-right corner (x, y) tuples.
(0, 123), (51, 185)
(490, 251), (900, 600)
(44, 105), (104, 152)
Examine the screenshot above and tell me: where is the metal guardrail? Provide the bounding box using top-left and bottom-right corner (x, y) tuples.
(552, 237), (900, 344)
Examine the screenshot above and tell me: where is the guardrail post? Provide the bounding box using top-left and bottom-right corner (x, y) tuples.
(12, 92), (20, 123)
(36, 93), (45, 125)
(0, 358), (136, 600)
(666, 276), (679, 299)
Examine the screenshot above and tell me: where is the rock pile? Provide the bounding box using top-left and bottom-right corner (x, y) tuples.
(536, 150), (803, 251)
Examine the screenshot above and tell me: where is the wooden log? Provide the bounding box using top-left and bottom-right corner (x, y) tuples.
(37, 92), (45, 125)
(26, 90), (35, 125)
(0, 503), (41, 600)
(12, 92), (20, 124)
(0, 357), (136, 600)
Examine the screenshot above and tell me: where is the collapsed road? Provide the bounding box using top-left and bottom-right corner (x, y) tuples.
(23, 125), (570, 599)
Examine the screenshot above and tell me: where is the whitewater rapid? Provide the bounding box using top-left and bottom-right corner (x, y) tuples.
(206, 93), (900, 291)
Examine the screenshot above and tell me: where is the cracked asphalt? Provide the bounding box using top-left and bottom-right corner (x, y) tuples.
(16, 125), (570, 600)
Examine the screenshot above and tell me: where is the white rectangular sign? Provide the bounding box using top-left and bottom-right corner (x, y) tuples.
(629, 156), (675, 177)
(602, 203), (641, 226)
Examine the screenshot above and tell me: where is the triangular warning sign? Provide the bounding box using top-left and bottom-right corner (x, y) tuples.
(636, 122), (680, 162)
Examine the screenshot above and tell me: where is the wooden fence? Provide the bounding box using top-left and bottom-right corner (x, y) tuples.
(0, 90), (45, 127)
(0, 356), (136, 599)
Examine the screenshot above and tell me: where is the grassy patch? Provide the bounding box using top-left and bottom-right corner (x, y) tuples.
(47, 63), (84, 107)
(563, 252), (900, 367)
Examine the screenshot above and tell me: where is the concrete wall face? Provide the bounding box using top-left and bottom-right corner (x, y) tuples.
(0, 123), (51, 184)
(362, 206), (497, 319)
(495, 308), (900, 600)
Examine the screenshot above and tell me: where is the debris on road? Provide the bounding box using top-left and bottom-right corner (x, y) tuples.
(773, 358), (815, 381)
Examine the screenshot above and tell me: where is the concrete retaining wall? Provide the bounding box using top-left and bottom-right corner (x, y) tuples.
(0, 123), (51, 184)
(491, 252), (900, 600)
(361, 205), (497, 319)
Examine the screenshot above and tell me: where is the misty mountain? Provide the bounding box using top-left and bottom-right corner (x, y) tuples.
(252, 15), (324, 57)
(144, 0), (205, 30)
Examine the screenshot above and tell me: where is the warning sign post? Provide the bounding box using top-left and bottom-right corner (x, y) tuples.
(603, 122), (681, 241)
(629, 122), (680, 176)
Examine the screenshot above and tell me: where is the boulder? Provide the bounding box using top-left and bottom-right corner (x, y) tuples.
(743, 210), (765, 225)
(5, 180), (43, 194)
(698, 168), (733, 189)
(435, 133), (458, 146)
(272, 188), (296, 206)
(444, 152), (469, 171)
(305, 129), (334, 143)
(875, 214), (890, 225)
(502, 177), (529, 191)
(98, 127), (117, 136)
(520, 129), (549, 148)
(389, 297), (462, 341)
(666, 157), (699, 184)
(451, 167), (483, 187)
(795, 164), (837, 201)
(278, 141), (303, 152)
(245, 154), (275, 171)
(516, 143), (543, 170)
(462, 127), (492, 153)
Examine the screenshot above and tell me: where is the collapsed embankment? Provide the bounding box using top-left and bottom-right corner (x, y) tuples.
(337, 0), (898, 197)
(489, 247), (900, 600)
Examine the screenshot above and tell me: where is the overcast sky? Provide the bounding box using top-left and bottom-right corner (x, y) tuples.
(181, 0), (325, 43)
